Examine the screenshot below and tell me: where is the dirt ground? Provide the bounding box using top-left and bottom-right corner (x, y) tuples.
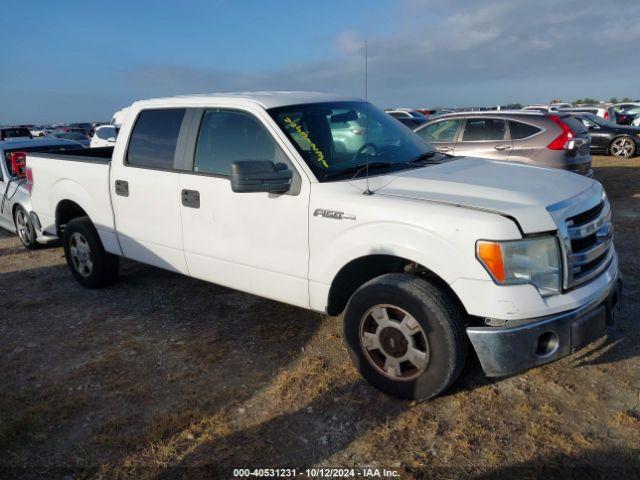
(1, 156), (638, 480)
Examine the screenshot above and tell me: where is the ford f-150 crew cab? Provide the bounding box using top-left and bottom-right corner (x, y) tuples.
(27, 92), (622, 400)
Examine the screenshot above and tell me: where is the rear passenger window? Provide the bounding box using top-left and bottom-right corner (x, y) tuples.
(126, 109), (185, 169)
(194, 110), (284, 176)
(462, 118), (507, 141)
(509, 121), (541, 139)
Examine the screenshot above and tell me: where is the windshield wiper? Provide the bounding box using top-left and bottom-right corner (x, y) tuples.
(408, 151), (450, 163)
(323, 161), (393, 179)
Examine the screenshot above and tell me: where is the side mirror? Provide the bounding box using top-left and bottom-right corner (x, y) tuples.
(107, 137), (116, 142)
(230, 160), (292, 193)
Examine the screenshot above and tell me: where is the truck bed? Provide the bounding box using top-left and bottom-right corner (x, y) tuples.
(28, 146), (114, 163)
(27, 147), (121, 254)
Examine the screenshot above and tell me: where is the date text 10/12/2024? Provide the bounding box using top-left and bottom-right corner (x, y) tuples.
(233, 467), (401, 477)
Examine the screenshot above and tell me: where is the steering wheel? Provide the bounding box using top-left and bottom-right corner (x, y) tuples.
(351, 142), (379, 163)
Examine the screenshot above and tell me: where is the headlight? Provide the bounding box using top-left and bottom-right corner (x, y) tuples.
(476, 236), (562, 296)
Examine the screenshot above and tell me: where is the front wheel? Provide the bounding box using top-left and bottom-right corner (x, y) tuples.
(63, 216), (119, 288)
(343, 273), (467, 400)
(14, 206), (39, 249)
(609, 136), (636, 158)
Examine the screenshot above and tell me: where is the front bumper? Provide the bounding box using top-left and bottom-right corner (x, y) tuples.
(466, 271), (622, 377)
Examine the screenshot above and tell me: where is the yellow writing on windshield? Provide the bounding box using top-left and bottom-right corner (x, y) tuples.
(284, 116), (329, 168)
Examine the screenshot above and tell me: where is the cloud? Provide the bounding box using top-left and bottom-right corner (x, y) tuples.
(123, 0), (640, 107)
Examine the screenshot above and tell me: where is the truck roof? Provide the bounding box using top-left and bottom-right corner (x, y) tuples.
(131, 91), (364, 110)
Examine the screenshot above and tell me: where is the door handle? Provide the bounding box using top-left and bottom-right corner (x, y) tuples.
(494, 144), (512, 151)
(115, 180), (129, 197)
(437, 146), (453, 152)
(181, 189), (200, 208)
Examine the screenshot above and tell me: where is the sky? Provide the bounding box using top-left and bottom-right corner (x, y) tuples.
(1, 0), (639, 124)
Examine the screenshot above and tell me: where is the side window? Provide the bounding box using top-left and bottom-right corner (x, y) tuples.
(194, 110), (284, 176)
(461, 118), (507, 141)
(579, 117), (596, 128)
(126, 109), (185, 169)
(509, 121), (541, 140)
(416, 119), (461, 142)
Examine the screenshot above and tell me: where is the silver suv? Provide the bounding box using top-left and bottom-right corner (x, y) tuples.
(413, 111), (593, 176)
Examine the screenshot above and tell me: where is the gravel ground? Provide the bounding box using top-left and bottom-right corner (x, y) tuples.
(1, 156), (638, 480)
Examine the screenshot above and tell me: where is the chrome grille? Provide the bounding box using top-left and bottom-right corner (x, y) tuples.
(547, 185), (615, 291)
(564, 199), (613, 289)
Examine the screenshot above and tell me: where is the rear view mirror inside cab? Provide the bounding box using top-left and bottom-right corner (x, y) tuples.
(330, 110), (358, 123)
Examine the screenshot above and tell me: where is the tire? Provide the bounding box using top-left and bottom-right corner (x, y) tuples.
(609, 136), (636, 158)
(343, 273), (467, 401)
(14, 205), (40, 250)
(63, 216), (119, 288)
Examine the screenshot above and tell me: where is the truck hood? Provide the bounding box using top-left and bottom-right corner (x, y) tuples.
(353, 158), (597, 233)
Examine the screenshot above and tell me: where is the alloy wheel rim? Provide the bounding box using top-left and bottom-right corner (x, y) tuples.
(612, 138), (634, 157)
(16, 210), (32, 245)
(359, 304), (430, 381)
(69, 232), (93, 277)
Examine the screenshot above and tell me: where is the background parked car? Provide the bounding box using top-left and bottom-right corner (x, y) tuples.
(522, 103), (571, 112)
(0, 138), (82, 248)
(573, 113), (640, 158)
(413, 110), (592, 175)
(0, 127), (33, 141)
(68, 122), (93, 135)
(29, 126), (47, 137)
(51, 130), (90, 147)
(385, 109), (426, 119)
(558, 106), (615, 121)
(90, 125), (119, 148)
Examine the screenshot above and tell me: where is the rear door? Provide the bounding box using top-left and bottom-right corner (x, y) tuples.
(414, 118), (462, 155)
(111, 108), (189, 273)
(507, 119), (544, 163)
(454, 117), (512, 160)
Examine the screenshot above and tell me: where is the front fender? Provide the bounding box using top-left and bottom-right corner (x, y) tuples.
(308, 206), (520, 312)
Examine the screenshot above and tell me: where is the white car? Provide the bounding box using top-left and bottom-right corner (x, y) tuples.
(558, 106), (614, 121)
(30, 126), (47, 137)
(90, 125), (118, 148)
(522, 103), (572, 112)
(27, 92), (622, 400)
(0, 138), (83, 248)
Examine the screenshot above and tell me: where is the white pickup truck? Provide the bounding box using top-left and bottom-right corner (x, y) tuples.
(27, 92), (622, 400)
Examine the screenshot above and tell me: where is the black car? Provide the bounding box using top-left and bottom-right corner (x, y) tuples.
(574, 113), (640, 158)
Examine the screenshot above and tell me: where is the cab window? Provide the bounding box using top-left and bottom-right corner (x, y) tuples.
(126, 109), (185, 169)
(193, 109), (287, 176)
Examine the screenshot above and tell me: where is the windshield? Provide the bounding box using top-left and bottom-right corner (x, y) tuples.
(268, 102), (437, 181)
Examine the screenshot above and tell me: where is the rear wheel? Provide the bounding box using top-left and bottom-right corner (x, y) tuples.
(63, 216), (119, 288)
(14, 206), (39, 249)
(609, 136), (636, 158)
(343, 273), (467, 400)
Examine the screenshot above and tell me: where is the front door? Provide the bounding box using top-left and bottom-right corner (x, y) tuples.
(454, 117), (513, 160)
(111, 108), (189, 273)
(178, 107), (310, 307)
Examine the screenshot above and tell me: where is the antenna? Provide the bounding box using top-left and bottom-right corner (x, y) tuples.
(363, 39), (373, 196)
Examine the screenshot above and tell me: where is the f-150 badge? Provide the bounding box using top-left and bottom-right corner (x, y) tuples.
(313, 209), (356, 220)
